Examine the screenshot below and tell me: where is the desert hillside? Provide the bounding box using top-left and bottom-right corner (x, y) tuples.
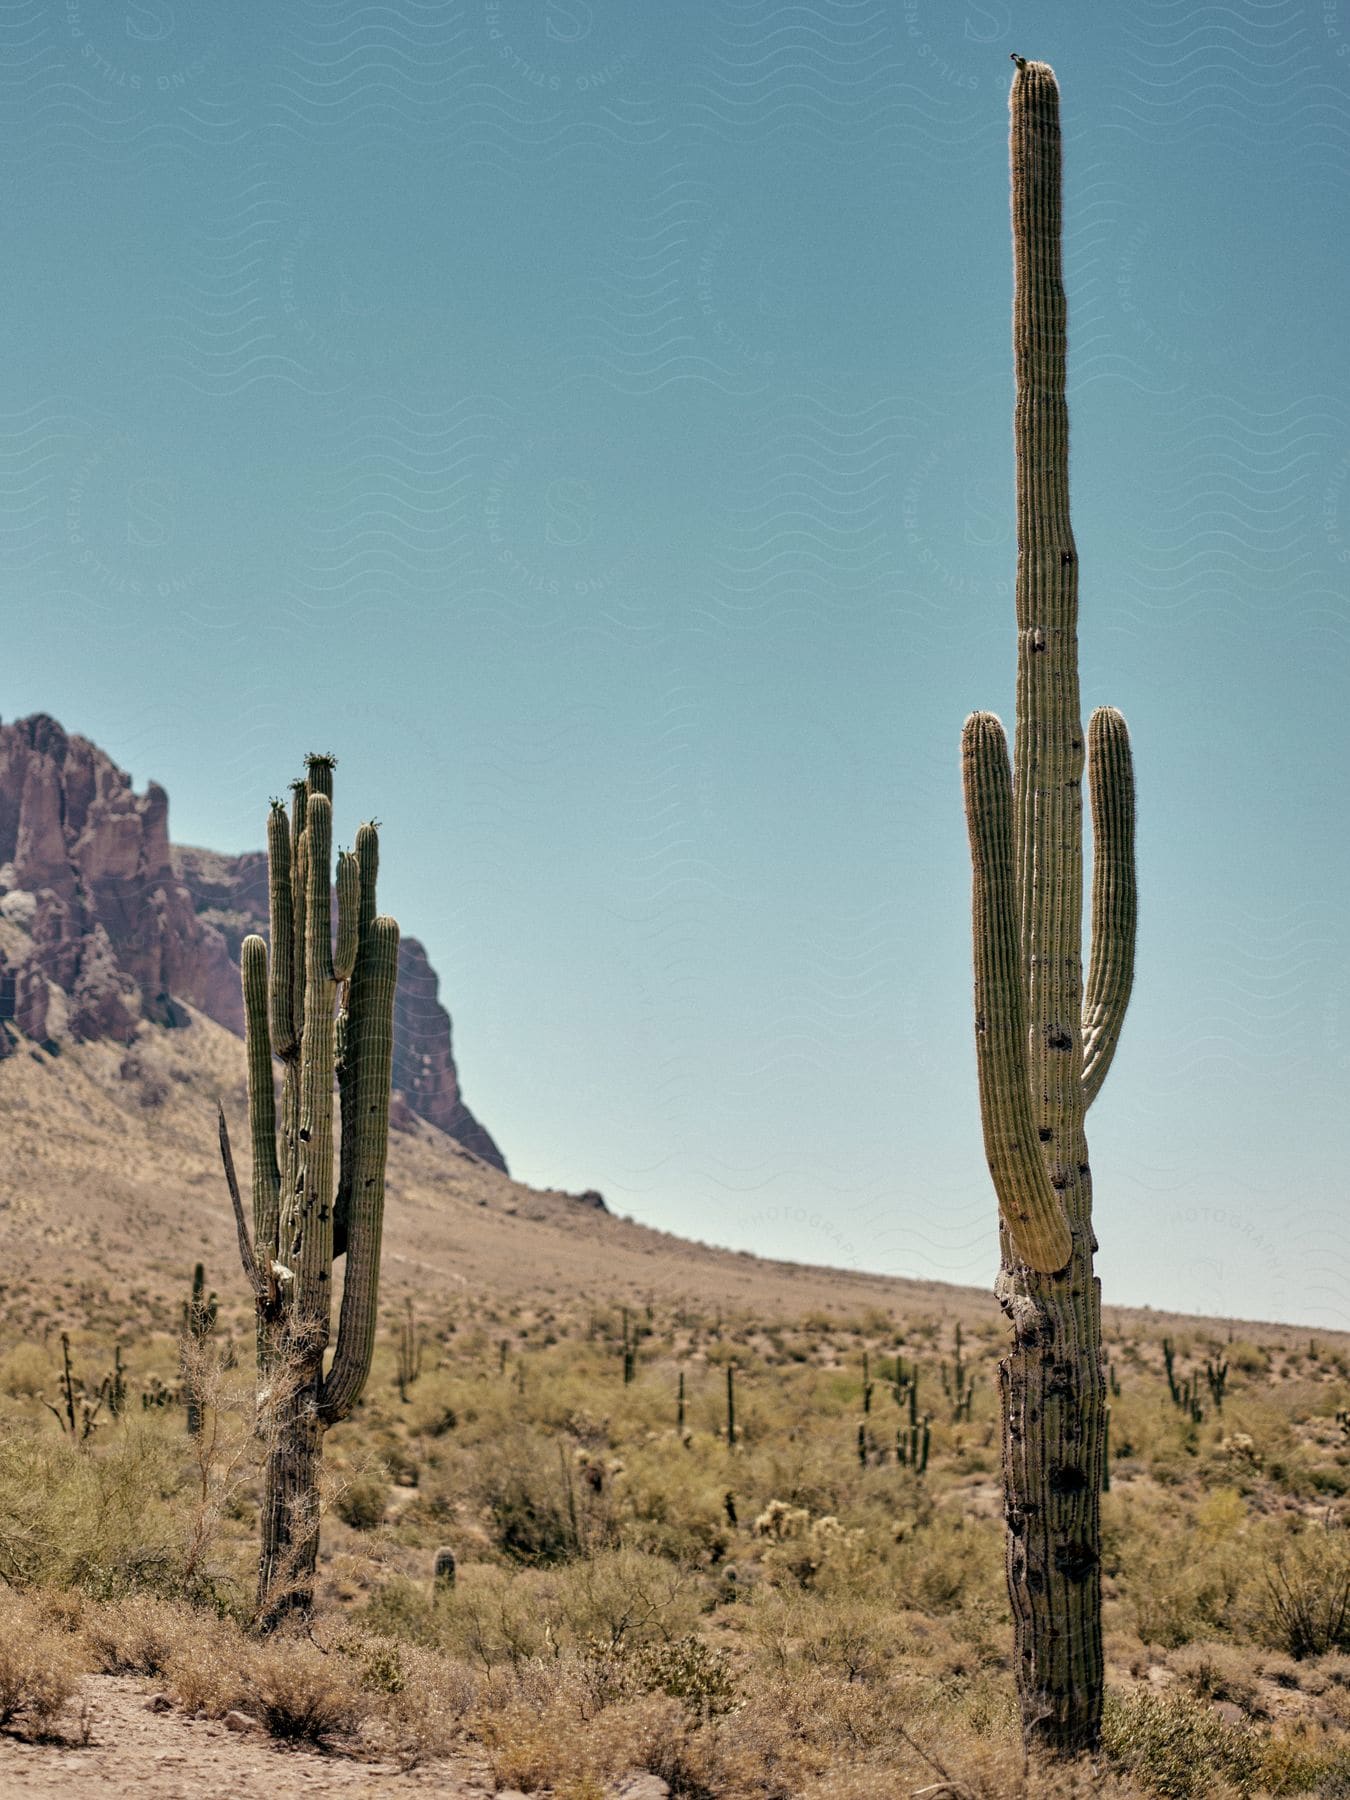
(0, 1005), (981, 1326)
(0, 1006), (1335, 1359)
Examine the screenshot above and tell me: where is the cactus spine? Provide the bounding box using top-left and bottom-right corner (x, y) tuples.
(225, 754), (399, 1626)
(961, 58), (1138, 1754)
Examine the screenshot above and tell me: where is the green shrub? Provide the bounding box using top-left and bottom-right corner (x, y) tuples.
(584, 1633), (739, 1718)
(1259, 1532), (1350, 1659)
(334, 1473), (390, 1532)
(1102, 1689), (1261, 1798)
(477, 1435), (617, 1566)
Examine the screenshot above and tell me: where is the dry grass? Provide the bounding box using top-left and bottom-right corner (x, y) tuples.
(244, 1634), (368, 1744)
(0, 1590), (84, 1738)
(0, 1290), (1346, 1795)
(3, 1019), (1350, 1791)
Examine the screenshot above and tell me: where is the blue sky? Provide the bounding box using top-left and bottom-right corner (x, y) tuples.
(5, 1), (1349, 1328)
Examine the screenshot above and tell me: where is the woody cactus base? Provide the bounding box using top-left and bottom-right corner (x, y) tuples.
(220, 754), (399, 1626)
(962, 58), (1138, 1753)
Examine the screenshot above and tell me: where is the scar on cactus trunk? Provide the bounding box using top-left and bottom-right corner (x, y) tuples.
(218, 754), (399, 1628)
(961, 57), (1137, 1756)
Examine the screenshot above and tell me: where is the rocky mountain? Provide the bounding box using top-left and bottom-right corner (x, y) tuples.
(0, 713), (505, 1169)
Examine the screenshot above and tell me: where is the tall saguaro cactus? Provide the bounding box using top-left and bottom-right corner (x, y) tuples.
(219, 754), (399, 1625)
(961, 58), (1137, 1754)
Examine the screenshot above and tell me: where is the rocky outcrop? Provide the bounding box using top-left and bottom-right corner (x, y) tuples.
(0, 713), (213, 1046)
(0, 714), (506, 1169)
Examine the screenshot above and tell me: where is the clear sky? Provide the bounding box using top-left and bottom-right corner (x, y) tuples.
(5, 2), (1349, 1329)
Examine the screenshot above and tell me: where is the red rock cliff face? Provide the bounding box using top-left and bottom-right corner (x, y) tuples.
(0, 714), (506, 1171)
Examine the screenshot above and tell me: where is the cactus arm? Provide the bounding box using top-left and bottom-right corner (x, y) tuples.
(1082, 706), (1137, 1109)
(289, 781), (308, 1043)
(963, 713), (1073, 1274)
(334, 850), (359, 983)
(242, 935), (282, 1272)
(321, 912), (399, 1425)
(218, 1102), (272, 1305)
(331, 845), (359, 1255)
(267, 803), (297, 1059)
(293, 791), (336, 1337)
(355, 820), (379, 930)
(335, 823), (380, 1261)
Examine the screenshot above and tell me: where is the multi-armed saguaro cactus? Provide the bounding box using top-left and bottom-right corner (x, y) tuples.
(961, 58), (1137, 1754)
(219, 754), (399, 1625)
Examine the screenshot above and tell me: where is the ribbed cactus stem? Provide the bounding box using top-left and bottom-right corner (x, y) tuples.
(963, 713), (1072, 1274)
(355, 820), (379, 929)
(334, 850), (360, 984)
(241, 936), (280, 1273)
(267, 804), (296, 1058)
(1082, 707), (1137, 1107)
(335, 820), (382, 1259)
(290, 782), (308, 1044)
(322, 912), (399, 1424)
(294, 792), (335, 1328)
(1010, 57), (1083, 1218)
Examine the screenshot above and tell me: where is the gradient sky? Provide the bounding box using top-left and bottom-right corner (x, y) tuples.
(5, 2), (1349, 1329)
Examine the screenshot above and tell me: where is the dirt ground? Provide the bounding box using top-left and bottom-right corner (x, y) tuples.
(0, 1673), (497, 1799)
(0, 1675), (681, 1799)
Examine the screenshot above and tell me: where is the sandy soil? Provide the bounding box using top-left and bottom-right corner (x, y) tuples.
(0, 1673), (500, 1798)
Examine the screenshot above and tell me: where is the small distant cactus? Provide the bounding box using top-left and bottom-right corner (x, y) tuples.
(894, 1375), (931, 1474)
(141, 1374), (176, 1411)
(44, 1333), (101, 1443)
(1184, 1375), (1204, 1425)
(889, 1355), (918, 1410)
(1205, 1357), (1229, 1411)
(433, 1546), (457, 1591)
(97, 1345), (127, 1420)
(395, 1297), (421, 1403)
(941, 1322), (976, 1423)
(183, 1262), (218, 1341)
(181, 1262), (218, 1437)
(1162, 1338), (1206, 1421)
